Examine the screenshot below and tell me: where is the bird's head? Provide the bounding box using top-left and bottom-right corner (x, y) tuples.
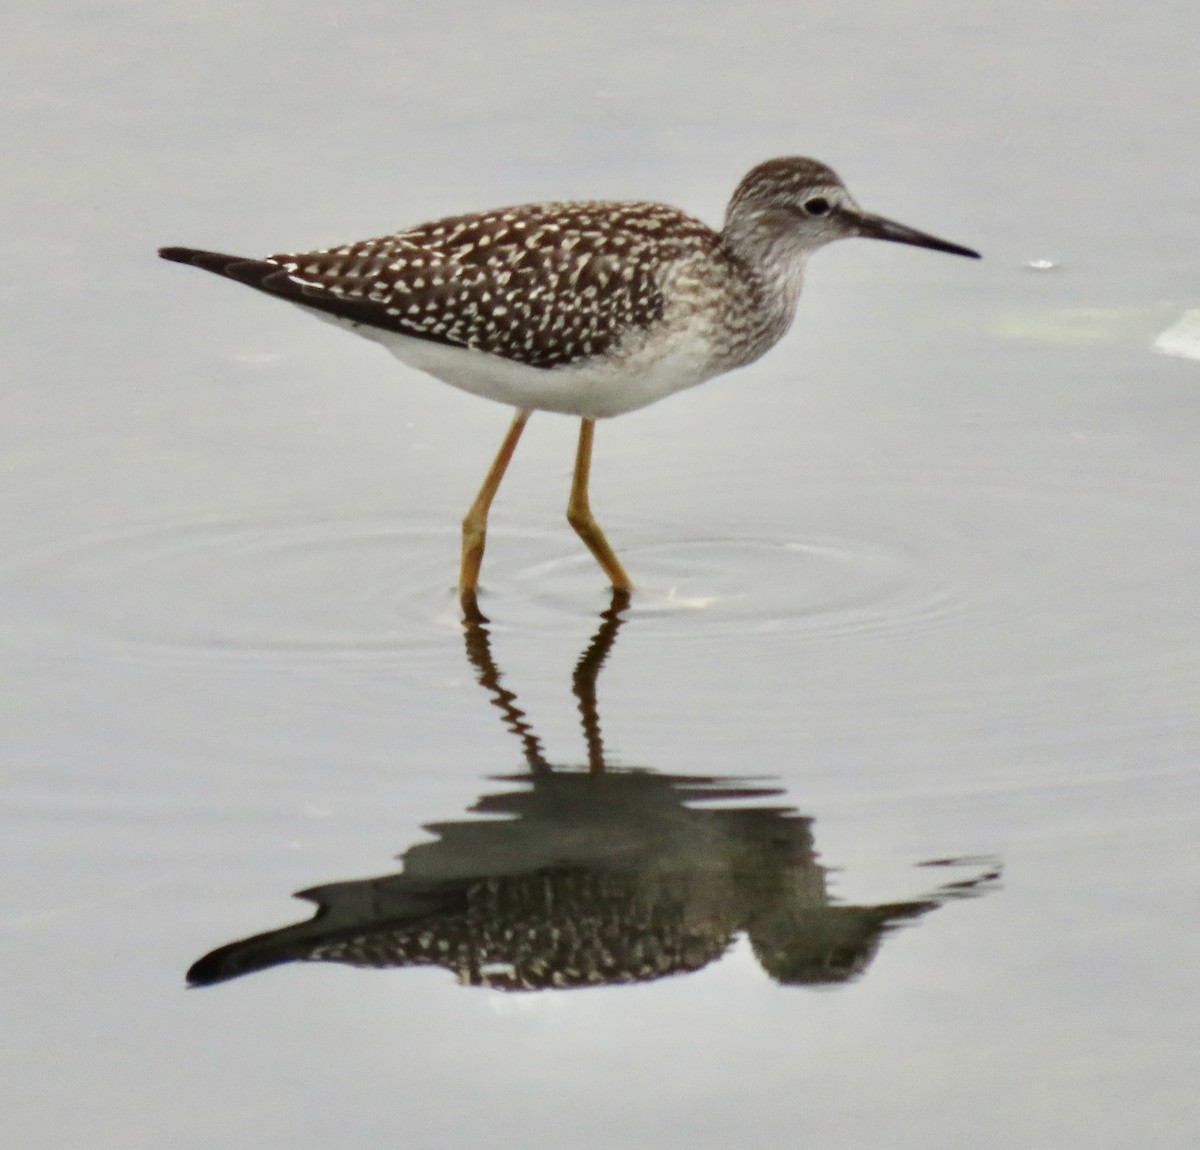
(723, 156), (980, 267)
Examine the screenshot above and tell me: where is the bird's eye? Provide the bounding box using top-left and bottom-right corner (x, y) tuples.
(803, 196), (831, 216)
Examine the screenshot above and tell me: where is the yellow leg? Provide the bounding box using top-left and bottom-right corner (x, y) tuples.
(567, 418), (633, 591)
(460, 409), (530, 598)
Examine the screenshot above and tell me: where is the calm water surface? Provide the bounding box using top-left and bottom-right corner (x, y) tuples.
(3, 2), (1199, 1147)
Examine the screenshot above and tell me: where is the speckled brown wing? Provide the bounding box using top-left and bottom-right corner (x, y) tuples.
(260, 201), (719, 369)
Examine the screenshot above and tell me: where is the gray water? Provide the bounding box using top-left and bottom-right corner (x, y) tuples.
(3, 2), (1199, 1147)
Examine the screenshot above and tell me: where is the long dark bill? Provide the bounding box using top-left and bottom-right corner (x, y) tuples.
(854, 212), (981, 259)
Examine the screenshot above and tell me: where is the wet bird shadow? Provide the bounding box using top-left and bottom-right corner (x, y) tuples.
(188, 592), (1000, 990)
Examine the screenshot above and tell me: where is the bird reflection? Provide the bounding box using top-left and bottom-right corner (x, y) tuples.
(188, 592), (999, 989)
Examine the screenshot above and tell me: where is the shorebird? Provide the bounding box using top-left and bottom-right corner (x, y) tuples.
(160, 157), (978, 597)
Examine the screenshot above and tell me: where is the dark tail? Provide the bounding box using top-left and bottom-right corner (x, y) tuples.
(157, 244), (399, 332)
(157, 238), (444, 338)
(157, 246), (286, 289)
(160, 243), (345, 312)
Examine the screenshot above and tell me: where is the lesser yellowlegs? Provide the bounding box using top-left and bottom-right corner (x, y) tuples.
(160, 157), (978, 597)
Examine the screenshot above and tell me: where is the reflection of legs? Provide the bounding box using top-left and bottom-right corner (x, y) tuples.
(567, 418), (633, 591)
(460, 409), (530, 596)
(574, 587), (632, 772)
(459, 591), (549, 771)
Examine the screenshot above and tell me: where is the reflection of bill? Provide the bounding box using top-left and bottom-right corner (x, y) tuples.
(189, 593), (1000, 989)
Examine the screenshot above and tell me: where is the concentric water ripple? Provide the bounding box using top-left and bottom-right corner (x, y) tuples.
(0, 512), (969, 661)
(1, 515), (464, 662)
(4, 452), (1195, 706)
(515, 533), (966, 643)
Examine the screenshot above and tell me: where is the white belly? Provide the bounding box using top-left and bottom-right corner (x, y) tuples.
(301, 306), (726, 419)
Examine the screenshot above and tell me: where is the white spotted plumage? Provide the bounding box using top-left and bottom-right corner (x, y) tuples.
(162, 158), (978, 421)
(254, 198), (799, 417)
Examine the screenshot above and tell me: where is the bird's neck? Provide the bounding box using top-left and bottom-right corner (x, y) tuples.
(717, 214), (811, 366)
